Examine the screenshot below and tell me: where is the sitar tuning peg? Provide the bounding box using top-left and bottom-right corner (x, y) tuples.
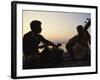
(85, 21), (87, 23)
(87, 18), (90, 20)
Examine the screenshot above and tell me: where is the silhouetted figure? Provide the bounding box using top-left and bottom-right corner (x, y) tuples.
(66, 18), (91, 60)
(23, 20), (58, 68)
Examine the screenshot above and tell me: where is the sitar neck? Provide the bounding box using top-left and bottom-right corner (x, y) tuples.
(84, 18), (91, 31)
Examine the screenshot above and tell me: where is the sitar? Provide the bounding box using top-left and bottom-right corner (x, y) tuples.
(73, 18), (91, 59)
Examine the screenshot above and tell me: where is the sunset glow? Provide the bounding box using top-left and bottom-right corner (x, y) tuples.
(23, 10), (90, 45)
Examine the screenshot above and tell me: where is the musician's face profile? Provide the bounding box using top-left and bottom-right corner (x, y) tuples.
(30, 21), (42, 33)
(77, 25), (84, 34)
(36, 26), (42, 33)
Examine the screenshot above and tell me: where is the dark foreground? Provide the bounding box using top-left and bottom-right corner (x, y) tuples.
(23, 53), (90, 69)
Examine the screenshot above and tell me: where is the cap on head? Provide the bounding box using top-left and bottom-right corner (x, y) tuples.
(77, 25), (84, 34)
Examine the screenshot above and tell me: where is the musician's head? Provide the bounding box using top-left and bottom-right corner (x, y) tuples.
(30, 20), (42, 33)
(77, 25), (84, 35)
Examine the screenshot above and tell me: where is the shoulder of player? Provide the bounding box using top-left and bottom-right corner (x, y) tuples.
(37, 34), (44, 39)
(23, 31), (32, 38)
(71, 35), (78, 40)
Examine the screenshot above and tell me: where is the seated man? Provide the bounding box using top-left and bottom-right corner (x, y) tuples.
(66, 19), (91, 60)
(23, 20), (58, 66)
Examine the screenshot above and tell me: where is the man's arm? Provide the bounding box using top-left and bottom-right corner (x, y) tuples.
(43, 39), (57, 47)
(39, 35), (57, 47)
(66, 35), (78, 51)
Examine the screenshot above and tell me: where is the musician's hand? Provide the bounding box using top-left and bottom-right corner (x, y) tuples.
(56, 43), (62, 47)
